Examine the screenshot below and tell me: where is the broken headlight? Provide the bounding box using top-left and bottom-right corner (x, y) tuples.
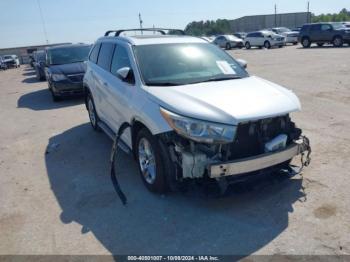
(160, 108), (236, 144)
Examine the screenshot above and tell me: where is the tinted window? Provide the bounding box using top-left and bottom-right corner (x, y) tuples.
(97, 43), (115, 71)
(311, 24), (321, 31)
(47, 45), (91, 65)
(111, 45), (131, 75)
(321, 24), (332, 31)
(89, 43), (100, 64)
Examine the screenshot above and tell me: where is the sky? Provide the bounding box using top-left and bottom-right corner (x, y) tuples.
(0, 0), (347, 48)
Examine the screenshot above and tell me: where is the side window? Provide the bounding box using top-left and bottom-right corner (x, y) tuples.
(257, 32), (264, 37)
(97, 43), (115, 71)
(321, 24), (332, 31)
(89, 43), (100, 64)
(246, 33), (254, 38)
(110, 45), (131, 75)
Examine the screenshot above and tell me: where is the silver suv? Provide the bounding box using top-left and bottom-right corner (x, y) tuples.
(84, 28), (310, 193)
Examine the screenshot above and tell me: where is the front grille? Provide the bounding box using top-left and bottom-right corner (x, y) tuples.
(67, 73), (84, 83)
(226, 115), (301, 160)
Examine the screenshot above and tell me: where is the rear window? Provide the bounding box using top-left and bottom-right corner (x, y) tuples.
(89, 43), (101, 64)
(97, 43), (115, 71)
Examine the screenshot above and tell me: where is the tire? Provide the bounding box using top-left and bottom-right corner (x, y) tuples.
(245, 42), (251, 49)
(301, 37), (311, 48)
(136, 128), (170, 193)
(86, 93), (101, 131)
(264, 41), (271, 49)
(51, 90), (61, 102)
(225, 43), (231, 50)
(333, 36), (343, 47)
(317, 43), (324, 47)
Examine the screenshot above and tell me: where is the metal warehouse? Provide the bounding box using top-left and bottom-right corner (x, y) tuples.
(229, 12), (311, 32)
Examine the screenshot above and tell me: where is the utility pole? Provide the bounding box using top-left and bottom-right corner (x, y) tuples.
(274, 4), (277, 27)
(307, 1), (311, 23)
(36, 0), (49, 44)
(139, 13), (143, 34)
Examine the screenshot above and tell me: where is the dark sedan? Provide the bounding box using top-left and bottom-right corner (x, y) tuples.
(34, 50), (46, 80)
(45, 44), (91, 101)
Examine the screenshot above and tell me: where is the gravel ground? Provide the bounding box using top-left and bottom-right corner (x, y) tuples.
(0, 44), (349, 257)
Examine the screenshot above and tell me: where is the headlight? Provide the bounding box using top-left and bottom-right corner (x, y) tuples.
(51, 73), (66, 81)
(160, 108), (236, 144)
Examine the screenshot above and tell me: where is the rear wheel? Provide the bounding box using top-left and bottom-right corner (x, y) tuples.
(87, 93), (100, 131)
(301, 37), (311, 48)
(136, 128), (171, 193)
(245, 42), (251, 49)
(226, 43), (231, 50)
(264, 41), (271, 49)
(333, 36), (343, 47)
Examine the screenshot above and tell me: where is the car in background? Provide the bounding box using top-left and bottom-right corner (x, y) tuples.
(342, 22), (350, 28)
(2, 55), (20, 68)
(233, 32), (247, 39)
(213, 35), (244, 49)
(299, 22), (350, 48)
(45, 44), (91, 101)
(291, 27), (302, 32)
(0, 57), (8, 70)
(33, 50), (46, 81)
(244, 31), (285, 49)
(271, 27), (299, 45)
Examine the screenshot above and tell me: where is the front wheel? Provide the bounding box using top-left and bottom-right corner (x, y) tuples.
(333, 36), (343, 47)
(245, 42), (251, 49)
(264, 41), (271, 49)
(136, 128), (170, 193)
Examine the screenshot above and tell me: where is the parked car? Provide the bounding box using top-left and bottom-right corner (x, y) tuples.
(45, 44), (91, 101)
(33, 50), (46, 81)
(2, 55), (20, 68)
(0, 56), (8, 70)
(291, 27), (302, 32)
(233, 32), (247, 39)
(244, 31), (285, 49)
(83, 28), (310, 193)
(342, 22), (350, 28)
(299, 22), (350, 48)
(213, 35), (244, 49)
(271, 27), (299, 45)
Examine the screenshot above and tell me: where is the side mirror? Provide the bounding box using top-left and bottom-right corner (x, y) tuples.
(236, 59), (247, 69)
(116, 67), (135, 84)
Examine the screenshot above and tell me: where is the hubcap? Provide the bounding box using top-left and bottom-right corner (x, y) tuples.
(303, 39), (309, 46)
(334, 38), (341, 46)
(88, 99), (96, 126)
(138, 138), (156, 184)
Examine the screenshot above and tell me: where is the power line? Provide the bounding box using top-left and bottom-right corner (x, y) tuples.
(36, 0), (49, 44)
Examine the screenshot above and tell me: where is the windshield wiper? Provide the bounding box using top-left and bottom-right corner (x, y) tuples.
(191, 76), (242, 84)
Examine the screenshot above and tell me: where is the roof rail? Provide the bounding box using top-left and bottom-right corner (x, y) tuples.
(104, 28), (186, 37)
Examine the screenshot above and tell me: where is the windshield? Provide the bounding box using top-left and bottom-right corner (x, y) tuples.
(277, 28), (291, 33)
(36, 51), (46, 62)
(47, 46), (91, 65)
(134, 43), (248, 86)
(332, 23), (346, 29)
(3, 56), (12, 59)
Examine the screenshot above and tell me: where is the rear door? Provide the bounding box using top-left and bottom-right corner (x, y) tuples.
(310, 24), (321, 41)
(93, 42), (116, 124)
(102, 43), (135, 137)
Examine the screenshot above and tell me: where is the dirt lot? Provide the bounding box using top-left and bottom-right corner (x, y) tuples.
(0, 45), (350, 256)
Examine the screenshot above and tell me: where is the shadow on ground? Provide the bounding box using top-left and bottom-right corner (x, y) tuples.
(45, 123), (306, 256)
(297, 44), (350, 49)
(17, 89), (84, 110)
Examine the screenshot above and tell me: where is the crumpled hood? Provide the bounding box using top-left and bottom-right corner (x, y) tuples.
(145, 76), (301, 125)
(48, 62), (85, 75)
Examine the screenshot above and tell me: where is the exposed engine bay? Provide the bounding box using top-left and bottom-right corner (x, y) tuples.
(160, 114), (311, 181)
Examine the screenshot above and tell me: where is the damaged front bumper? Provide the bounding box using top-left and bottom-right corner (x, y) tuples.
(209, 138), (309, 178)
